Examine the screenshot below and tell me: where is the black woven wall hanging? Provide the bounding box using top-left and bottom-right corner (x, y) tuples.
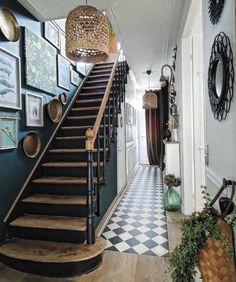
(208, 32), (234, 121)
(208, 0), (224, 25)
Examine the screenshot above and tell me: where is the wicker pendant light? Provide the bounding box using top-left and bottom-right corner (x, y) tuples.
(65, 3), (109, 63)
(143, 70), (158, 109)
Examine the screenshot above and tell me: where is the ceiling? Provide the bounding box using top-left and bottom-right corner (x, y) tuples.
(18, 0), (188, 88)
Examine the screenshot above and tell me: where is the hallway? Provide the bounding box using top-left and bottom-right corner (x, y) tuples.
(103, 166), (169, 256)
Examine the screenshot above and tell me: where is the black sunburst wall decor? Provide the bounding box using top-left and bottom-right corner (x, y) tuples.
(208, 0), (225, 25)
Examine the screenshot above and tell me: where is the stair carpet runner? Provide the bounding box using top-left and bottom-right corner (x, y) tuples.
(0, 61), (123, 277)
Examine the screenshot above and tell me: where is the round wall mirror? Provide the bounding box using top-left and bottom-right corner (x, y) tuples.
(208, 32), (234, 121)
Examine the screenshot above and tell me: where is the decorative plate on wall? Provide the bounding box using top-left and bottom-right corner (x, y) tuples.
(208, 32), (234, 121)
(47, 99), (62, 123)
(23, 132), (41, 158)
(0, 8), (20, 42)
(208, 0), (224, 25)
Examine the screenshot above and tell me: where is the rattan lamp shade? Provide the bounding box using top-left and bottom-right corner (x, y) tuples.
(143, 90), (158, 109)
(65, 5), (109, 63)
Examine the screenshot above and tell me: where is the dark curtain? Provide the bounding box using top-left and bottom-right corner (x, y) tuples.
(145, 82), (169, 168)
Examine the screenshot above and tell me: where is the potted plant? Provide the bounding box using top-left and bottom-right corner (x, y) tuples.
(163, 174), (181, 211)
(167, 185), (236, 282)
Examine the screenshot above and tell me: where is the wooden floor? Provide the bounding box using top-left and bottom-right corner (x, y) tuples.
(0, 212), (186, 282)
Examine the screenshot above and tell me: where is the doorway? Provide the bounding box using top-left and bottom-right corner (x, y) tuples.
(181, 0), (206, 214)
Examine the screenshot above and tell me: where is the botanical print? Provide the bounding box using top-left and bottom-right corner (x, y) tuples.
(25, 93), (44, 127)
(24, 27), (57, 95)
(0, 48), (21, 109)
(44, 21), (60, 49)
(57, 55), (70, 90)
(0, 112), (19, 150)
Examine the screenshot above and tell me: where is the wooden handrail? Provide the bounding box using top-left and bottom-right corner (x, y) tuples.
(85, 52), (120, 150)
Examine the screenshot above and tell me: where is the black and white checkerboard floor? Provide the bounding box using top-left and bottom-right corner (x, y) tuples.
(102, 165), (169, 256)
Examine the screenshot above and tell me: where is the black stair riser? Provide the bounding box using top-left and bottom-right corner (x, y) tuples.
(69, 108), (113, 117)
(88, 75), (110, 81)
(33, 184), (89, 195)
(52, 139), (106, 149)
(42, 166), (100, 177)
(64, 117), (113, 127)
(81, 88), (106, 94)
(23, 203), (87, 218)
(84, 81), (108, 87)
(45, 152), (107, 162)
(8, 227), (85, 244)
(58, 127), (111, 137)
(0, 253), (103, 278)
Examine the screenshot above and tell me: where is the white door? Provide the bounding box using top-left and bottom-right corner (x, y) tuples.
(117, 104), (127, 193)
(181, 0), (205, 214)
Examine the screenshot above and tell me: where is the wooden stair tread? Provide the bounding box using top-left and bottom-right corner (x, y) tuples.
(42, 162), (103, 168)
(96, 62), (114, 66)
(93, 65), (112, 70)
(85, 79), (109, 84)
(61, 124), (111, 129)
(89, 74), (110, 79)
(0, 237), (106, 263)
(10, 214), (86, 231)
(75, 98), (103, 103)
(82, 86), (106, 90)
(91, 69), (111, 74)
(56, 135), (103, 140)
(22, 194), (87, 205)
(32, 176), (97, 185)
(71, 106), (111, 111)
(67, 114), (109, 120)
(49, 148), (107, 153)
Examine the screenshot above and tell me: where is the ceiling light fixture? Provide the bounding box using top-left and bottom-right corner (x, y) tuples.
(142, 70), (158, 109)
(65, 0), (109, 63)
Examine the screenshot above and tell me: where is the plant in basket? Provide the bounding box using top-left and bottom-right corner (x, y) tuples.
(163, 174), (181, 211)
(167, 180), (236, 282)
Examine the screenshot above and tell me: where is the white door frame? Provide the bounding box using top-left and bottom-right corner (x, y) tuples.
(181, 0), (206, 215)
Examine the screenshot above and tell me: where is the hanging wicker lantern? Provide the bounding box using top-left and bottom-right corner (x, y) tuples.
(142, 90), (158, 109)
(65, 5), (109, 63)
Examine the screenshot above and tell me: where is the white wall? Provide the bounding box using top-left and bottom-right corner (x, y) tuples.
(125, 71), (139, 180)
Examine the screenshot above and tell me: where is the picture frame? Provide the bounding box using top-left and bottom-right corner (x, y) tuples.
(71, 69), (81, 86)
(76, 62), (86, 77)
(57, 54), (71, 90)
(0, 112), (19, 150)
(25, 92), (44, 127)
(60, 31), (76, 66)
(0, 48), (21, 110)
(44, 21), (60, 49)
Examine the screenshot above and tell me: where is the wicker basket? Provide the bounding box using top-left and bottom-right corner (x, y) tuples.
(142, 90), (158, 109)
(199, 219), (236, 282)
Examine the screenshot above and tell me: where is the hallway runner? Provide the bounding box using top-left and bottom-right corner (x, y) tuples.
(102, 165), (169, 256)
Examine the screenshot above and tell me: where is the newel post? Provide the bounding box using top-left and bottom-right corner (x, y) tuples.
(86, 128), (95, 245)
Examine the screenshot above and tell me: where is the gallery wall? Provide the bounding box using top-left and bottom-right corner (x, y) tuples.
(0, 0), (85, 238)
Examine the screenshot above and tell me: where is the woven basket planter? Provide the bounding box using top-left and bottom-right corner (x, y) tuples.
(142, 90), (158, 109)
(199, 219), (236, 282)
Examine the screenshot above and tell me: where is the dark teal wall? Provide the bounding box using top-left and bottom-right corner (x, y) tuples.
(95, 143), (117, 228)
(0, 0), (83, 235)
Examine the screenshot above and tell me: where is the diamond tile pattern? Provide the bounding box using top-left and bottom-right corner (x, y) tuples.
(102, 166), (169, 257)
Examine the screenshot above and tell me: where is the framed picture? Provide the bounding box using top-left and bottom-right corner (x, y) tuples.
(44, 21), (60, 49)
(57, 54), (70, 90)
(25, 92), (44, 127)
(71, 70), (81, 86)
(24, 28), (57, 95)
(60, 31), (76, 66)
(0, 48), (21, 109)
(0, 112), (19, 150)
(76, 62), (86, 76)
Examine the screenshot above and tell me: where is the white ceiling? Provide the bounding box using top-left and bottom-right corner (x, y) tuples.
(18, 0), (187, 88)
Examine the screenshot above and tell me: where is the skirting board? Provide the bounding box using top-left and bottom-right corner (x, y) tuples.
(96, 164), (139, 236)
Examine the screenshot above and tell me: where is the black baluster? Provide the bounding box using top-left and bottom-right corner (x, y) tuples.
(102, 113), (106, 184)
(87, 149), (95, 245)
(96, 135), (101, 216)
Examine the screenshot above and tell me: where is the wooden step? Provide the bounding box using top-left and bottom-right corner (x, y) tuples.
(67, 114), (109, 120)
(10, 214), (86, 232)
(55, 135), (104, 140)
(71, 106), (111, 111)
(85, 79), (109, 84)
(91, 69), (112, 74)
(32, 176), (97, 185)
(22, 194), (87, 205)
(80, 91), (105, 96)
(75, 98), (103, 103)
(93, 65), (113, 70)
(61, 124), (111, 130)
(82, 85), (106, 90)
(42, 162), (102, 168)
(0, 237), (106, 263)
(96, 62), (114, 66)
(89, 74), (110, 79)
(49, 148), (106, 153)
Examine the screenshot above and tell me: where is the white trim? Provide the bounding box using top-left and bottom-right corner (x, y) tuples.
(17, 0), (48, 22)
(206, 166), (222, 189)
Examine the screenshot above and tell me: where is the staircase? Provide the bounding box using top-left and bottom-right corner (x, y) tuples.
(0, 56), (128, 277)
